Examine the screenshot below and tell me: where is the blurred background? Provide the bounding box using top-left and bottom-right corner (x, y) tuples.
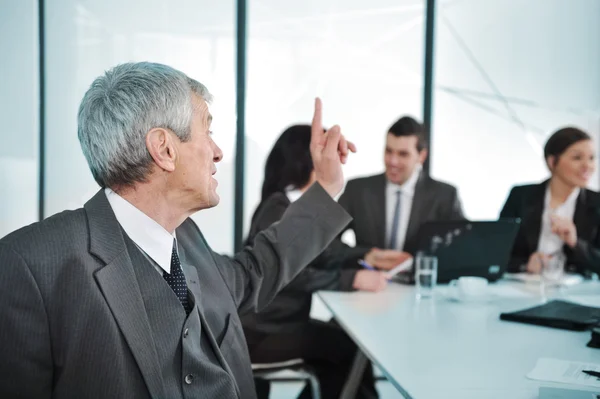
(2, 0), (599, 255)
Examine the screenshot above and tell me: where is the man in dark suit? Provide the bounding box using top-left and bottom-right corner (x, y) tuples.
(0, 62), (355, 399)
(339, 116), (465, 264)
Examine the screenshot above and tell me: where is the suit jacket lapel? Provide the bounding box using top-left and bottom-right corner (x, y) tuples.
(573, 189), (592, 240)
(367, 174), (387, 248)
(85, 190), (166, 399)
(523, 182), (547, 253)
(404, 174), (427, 252)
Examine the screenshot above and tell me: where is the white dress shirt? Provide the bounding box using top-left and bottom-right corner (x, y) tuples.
(385, 166), (421, 251)
(537, 186), (580, 255)
(285, 187), (304, 203)
(105, 188), (177, 276)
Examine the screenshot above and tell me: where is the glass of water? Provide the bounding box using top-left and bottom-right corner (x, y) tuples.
(540, 252), (566, 299)
(416, 253), (438, 299)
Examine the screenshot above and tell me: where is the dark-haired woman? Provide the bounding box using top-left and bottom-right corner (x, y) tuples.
(500, 127), (600, 276)
(243, 125), (395, 399)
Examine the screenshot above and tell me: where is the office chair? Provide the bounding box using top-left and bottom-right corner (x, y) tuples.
(251, 358), (320, 399)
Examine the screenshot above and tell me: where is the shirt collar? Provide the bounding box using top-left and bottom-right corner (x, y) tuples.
(285, 186), (304, 203)
(386, 166), (421, 196)
(544, 185), (580, 210)
(104, 188), (176, 274)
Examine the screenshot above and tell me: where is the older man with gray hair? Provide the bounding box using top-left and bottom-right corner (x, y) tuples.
(0, 62), (355, 399)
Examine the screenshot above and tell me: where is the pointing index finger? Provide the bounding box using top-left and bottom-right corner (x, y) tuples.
(311, 97), (323, 142)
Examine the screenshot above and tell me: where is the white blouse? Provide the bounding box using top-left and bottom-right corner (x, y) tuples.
(536, 186), (580, 255)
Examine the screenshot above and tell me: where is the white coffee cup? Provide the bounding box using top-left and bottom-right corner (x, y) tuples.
(449, 276), (488, 298)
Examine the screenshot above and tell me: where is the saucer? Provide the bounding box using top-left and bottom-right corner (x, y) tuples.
(442, 289), (496, 303)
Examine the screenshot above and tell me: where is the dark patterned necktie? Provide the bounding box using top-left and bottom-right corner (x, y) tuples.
(163, 240), (191, 315)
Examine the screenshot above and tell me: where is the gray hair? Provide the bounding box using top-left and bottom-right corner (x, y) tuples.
(77, 62), (212, 188)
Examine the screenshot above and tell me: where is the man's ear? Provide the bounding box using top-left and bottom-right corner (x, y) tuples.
(146, 128), (177, 172)
(418, 148), (428, 164)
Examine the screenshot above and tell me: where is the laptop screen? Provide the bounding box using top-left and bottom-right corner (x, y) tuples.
(413, 219), (520, 282)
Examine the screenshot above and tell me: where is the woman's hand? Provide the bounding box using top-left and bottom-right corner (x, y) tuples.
(550, 214), (577, 248)
(526, 252), (550, 274)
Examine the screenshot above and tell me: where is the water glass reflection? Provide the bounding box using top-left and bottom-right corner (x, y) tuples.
(540, 252), (566, 300)
(416, 254), (438, 299)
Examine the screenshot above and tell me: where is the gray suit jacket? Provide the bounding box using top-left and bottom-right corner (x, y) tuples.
(0, 183), (350, 399)
(338, 173), (464, 257)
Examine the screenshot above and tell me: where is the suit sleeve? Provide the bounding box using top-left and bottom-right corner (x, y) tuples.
(564, 231), (600, 276)
(0, 243), (53, 399)
(282, 266), (356, 293)
(337, 183), (354, 233)
(246, 196), (288, 247)
(448, 187), (466, 220)
(283, 237), (358, 293)
(499, 187), (519, 219)
(337, 182), (373, 260)
(247, 194), (357, 295)
(499, 187), (528, 272)
(208, 183), (352, 314)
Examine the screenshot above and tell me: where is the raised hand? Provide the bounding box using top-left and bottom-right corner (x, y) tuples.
(310, 98), (357, 197)
(550, 214), (577, 248)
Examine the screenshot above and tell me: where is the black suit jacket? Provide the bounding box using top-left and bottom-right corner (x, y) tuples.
(338, 173), (465, 258)
(499, 181), (600, 275)
(241, 192), (357, 340)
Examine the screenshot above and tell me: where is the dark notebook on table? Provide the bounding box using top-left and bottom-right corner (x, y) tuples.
(500, 300), (600, 331)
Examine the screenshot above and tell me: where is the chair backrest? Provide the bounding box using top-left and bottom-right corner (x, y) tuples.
(251, 359), (320, 399)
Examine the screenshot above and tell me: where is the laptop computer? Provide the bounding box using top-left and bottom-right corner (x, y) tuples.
(409, 219), (521, 283)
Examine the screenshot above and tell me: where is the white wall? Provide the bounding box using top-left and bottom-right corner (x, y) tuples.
(3, 0), (600, 245)
(431, 0), (600, 220)
(244, 0), (426, 235)
(0, 0), (39, 238)
(43, 0), (236, 253)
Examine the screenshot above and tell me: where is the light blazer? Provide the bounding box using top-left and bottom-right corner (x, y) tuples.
(0, 183), (350, 399)
(338, 173), (465, 257)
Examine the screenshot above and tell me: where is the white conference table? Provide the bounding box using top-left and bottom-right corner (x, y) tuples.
(318, 280), (600, 399)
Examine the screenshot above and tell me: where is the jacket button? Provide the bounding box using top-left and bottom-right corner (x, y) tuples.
(185, 374), (194, 385)
(183, 328), (189, 338)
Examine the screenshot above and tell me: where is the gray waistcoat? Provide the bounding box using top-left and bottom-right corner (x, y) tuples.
(126, 236), (239, 399)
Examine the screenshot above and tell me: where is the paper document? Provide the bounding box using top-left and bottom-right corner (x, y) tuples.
(385, 258), (413, 278)
(539, 387), (600, 399)
(527, 358), (600, 388)
(504, 273), (584, 286)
